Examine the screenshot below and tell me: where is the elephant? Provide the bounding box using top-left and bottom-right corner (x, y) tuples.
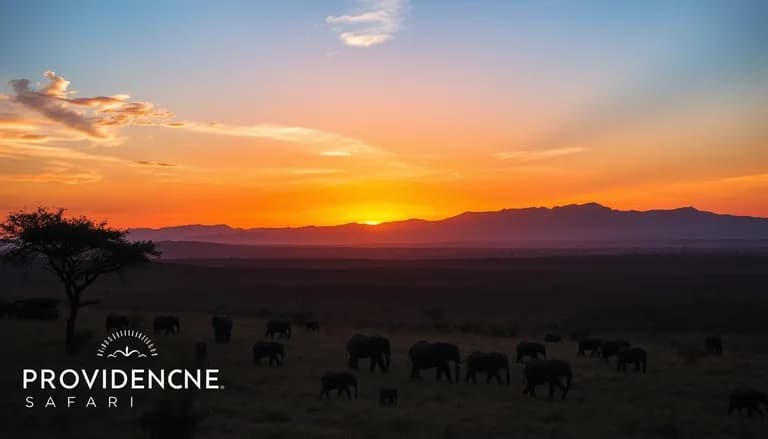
(13, 298), (58, 321)
(729, 390), (767, 418)
(265, 320), (291, 339)
(305, 321), (320, 332)
(408, 341), (461, 382)
(705, 336), (723, 356)
(617, 347), (647, 373)
(516, 342), (546, 362)
(320, 372), (358, 399)
(0, 302), (15, 318)
(252, 341), (285, 366)
(465, 351), (510, 385)
(105, 314), (130, 332)
(577, 338), (602, 357)
(346, 334), (391, 373)
(211, 316), (233, 343)
(379, 388), (398, 406)
(522, 359), (572, 400)
(544, 333), (562, 343)
(153, 315), (180, 335)
(194, 342), (207, 363)
(601, 340), (630, 362)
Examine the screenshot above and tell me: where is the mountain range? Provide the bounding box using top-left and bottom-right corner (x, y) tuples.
(128, 203), (768, 249)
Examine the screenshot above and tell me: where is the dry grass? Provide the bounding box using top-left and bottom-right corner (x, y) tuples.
(0, 310), (766, 438)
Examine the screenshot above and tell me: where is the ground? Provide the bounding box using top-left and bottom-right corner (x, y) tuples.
(1, 308), (766, 439)
(2, 255), (767, 438)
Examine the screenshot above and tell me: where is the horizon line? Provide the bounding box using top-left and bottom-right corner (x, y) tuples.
(125, 202), (766, 231)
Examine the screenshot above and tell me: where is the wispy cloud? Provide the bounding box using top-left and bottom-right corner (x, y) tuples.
(7, 71), (173, 139)
(6, 71), (381, 158)
(326, 0), (409, 48)
(179, 122), (385, 156)
(495, 147), (586, 162)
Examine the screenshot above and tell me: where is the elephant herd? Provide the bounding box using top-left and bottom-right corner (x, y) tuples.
(85, 315), (768, 416)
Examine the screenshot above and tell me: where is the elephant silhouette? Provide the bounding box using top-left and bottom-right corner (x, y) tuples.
(465, 351), (510, 385)
(346, 334), (391, 373)
(516, 342), (546, 362)
(523, 359), (572, 400)
(265, 320), (291, 339)
(617, 347), (647, 373)
(379, 388), (398, 406)
(705, 336), (723, 355)
(153, 315), (180, 335)
(729, 390), (767, 418)
(211, 316), (233, 343)
(320, 372), (358, 399)
(601, 340), (630, 362)
(252, 341), (285, 366)
(577, 338), (602, 357)
(408, 341), (461, 382)
(105, 314), (130, 332)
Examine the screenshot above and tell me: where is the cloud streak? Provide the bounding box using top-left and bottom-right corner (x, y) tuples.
(495, 147), (586, 162)
(326, 0), (409, 47)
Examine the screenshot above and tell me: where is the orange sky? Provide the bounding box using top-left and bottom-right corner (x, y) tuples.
(2, 2), (767, 227)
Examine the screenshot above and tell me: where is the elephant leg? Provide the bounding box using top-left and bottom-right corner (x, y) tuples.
(445, 366), (453, 383)
(495, 371), (503, 385)
(754, 406), (765, 419)
(548, 380), (556, 399)
(345, 387), (352, 399)
(410, 367), (421, 381)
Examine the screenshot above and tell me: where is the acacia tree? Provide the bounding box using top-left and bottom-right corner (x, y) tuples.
(0, 207), (158, 353)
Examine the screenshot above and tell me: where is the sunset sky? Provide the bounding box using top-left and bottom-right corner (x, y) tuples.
(1, 0), (766, 228)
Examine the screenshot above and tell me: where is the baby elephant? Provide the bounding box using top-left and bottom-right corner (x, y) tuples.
(265, 320), (292, 339)
(729, 390), (767, 418)
(320, 372), (358, 399)
(153, 315), (180, 335)
(252, 341), (285, 366)
(617, 347), (647, 373)
(105, 314), (130, 332)
(379, 388), (398, 406)
(194, 342), (207, 363)
(516, 342), (546, 362)
(465, 352), (510, 385)
(577, 338), (602, 357)
(705, 336), (723, 356)
(212, 316), (233, 343)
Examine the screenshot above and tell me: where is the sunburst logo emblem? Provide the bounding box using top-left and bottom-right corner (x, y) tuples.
(97, 329), (158, 358)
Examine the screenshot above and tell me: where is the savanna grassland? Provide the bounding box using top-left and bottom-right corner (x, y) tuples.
(1, 254), (768, 438)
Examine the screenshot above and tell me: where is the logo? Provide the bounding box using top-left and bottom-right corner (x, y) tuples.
(22, 327), (222, 409)
(97, 330), (158, 358)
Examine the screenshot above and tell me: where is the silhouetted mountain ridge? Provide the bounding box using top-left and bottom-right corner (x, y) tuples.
(127, 203), (768, 247)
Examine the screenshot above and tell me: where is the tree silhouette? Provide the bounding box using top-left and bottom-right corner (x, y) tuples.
(0, 207), (158, 353)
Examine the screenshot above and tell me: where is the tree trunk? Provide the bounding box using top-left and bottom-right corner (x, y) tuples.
(65, 289), (80, 354)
